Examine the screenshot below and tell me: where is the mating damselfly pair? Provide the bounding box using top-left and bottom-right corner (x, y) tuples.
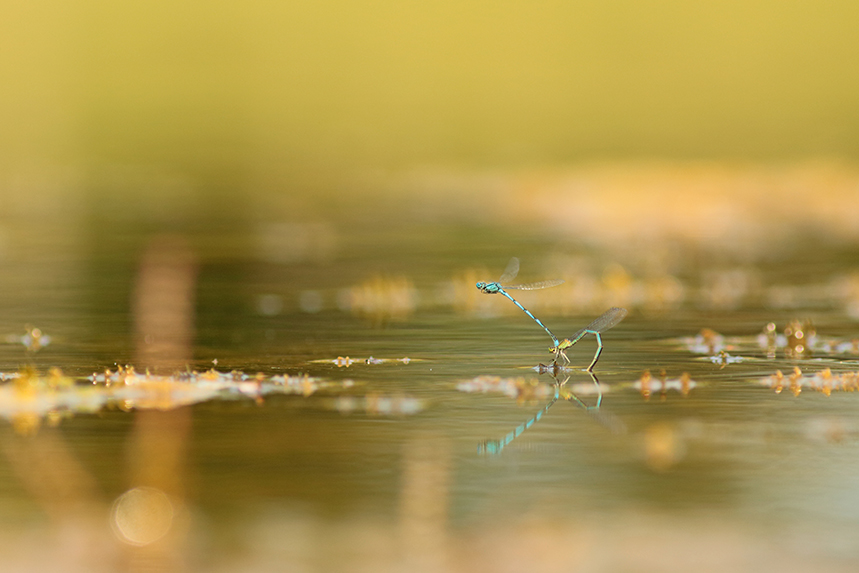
(476, 257), (626, 371)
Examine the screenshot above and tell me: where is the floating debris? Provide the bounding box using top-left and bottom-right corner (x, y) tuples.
(804, 416), (851, 443)
(755, 320), (817, 355)
(533, 362), (561, 374)
(817, 338), (859, 355)
(310, 357), (419, 367)
(466, 371), (696, 403)
(634, 370), (696, 400)
(5, 326), (52, 352)
(566, 381), (612, 396)
(754, 320), (859, 359)
(757, 367), (859, 396)
(0, 369), (109, 434)
(532, 362), (600, 376)
(783, 319), (815, 358)
(758, 322), (779, 358)
(707, 350), (745, 367)
(0, 367), (336, 433)
(329, 393), (424, 416)
(269, 373), (324, 397)
(456, 375), (554, 402)
(681, 320), (859, 361)
(681, 328), (733, 355)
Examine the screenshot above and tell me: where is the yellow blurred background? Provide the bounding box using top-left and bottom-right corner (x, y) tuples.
(3, 6), (859, 572)
(2, 0), (858, 194)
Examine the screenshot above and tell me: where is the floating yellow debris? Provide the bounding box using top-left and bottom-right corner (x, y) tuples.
(708, 350), (744, 368)
(456, 375), (554, 403)
(565, 381), (611, 396)
(331, 394), (423, 416)
(0, 370), (107, 435)
(682, 328), (731, 354)
(4, 326), (52, 352)
(638, 370), (653, 400)
(0, 367), (336, 433)
(758, 367), (859, 396)
(784, 319), (814, 358)
(756, 319), (859, 358)
(634, 370), (696, 400)
(681, 320), (859, 362)
(309, 357), (419, 367)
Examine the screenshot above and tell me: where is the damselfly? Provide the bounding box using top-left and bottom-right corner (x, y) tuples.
(551, 307), (627, 371)
(476, 257), (563, 346)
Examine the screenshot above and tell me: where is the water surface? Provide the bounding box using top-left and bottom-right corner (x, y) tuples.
(1, 173), (859, 572)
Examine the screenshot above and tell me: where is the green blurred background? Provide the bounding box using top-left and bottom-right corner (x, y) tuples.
(3, 0), (858, 195)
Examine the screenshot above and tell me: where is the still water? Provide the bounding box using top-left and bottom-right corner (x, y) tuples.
(1, 188), (859, 571)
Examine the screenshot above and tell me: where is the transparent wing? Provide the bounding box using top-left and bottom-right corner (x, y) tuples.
(586, 307), (628, 332)
(570, 307), (628, 338)
(503, 279), (565, 291)
(497, 257), (520, 284)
